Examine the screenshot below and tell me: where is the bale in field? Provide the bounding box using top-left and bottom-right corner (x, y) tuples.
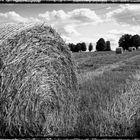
(137, 46), (140, 50)
(132, 47), (136, 51)
(116, 47), (123, 54)
(128, 47), (136, 52)
(128, 47), (132, 52)
(0, 23), (79, 137)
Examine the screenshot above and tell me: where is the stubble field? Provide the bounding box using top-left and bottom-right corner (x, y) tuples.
(73, 50), (140, 136)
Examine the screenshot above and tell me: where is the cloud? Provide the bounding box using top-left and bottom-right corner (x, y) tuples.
(53, 24), (80, 42)
(28, 17), (41, 23)
(39, 10), (68, 21)
(61, 35), (72, 43)
(108, 28), (140, 40)
(38, 8), (102, 41)
(0, 11), (41, 23)
(39, 8), (102, 25)
(106, 4), (140, 25)
(68, 8), (102, 24)
(0, 11), (29, 23)
(63, 25), (80, 36)
(108, 29), (135, 36)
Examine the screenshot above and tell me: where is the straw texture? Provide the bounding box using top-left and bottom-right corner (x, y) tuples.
(0, 23), (78, 137)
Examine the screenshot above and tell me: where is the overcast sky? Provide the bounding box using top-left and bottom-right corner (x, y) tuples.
(0, 4), (140, 50)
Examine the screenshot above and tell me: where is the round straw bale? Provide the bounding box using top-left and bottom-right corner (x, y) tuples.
(137, 46), (140, 50)
(132, 47), (136, 51)
(128, 47), (136, 52)
(0, 23), (79, 137)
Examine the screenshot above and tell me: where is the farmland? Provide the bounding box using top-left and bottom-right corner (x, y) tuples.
(0, 22), (140, 137)
(73, 50), (140, 136)
(73, 51), (140, 74)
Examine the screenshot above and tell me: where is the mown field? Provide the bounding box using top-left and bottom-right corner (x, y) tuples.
(72, 50), (140, 136)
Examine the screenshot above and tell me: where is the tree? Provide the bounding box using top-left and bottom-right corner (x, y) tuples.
(131, 34), (140, 49)
(76, 43), (82, 52)
(81, 42), (87, 51)
(96, 38), (106, 51)
(88, 43), (93, 52)
(105, 41), (111, 51)
(68, 43), (79, 52)
(68, 42), (87, 52)
(118, 34), (132, 50)
(68, 43), (75, 52)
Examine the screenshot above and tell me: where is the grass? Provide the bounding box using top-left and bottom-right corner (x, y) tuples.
(74, 50), (140, 136)
(73, 51), (140, 73)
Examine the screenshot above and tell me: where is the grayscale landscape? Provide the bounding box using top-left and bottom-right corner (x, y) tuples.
(0, 3), (140, 137)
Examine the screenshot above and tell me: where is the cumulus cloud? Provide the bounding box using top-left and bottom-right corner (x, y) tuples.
(63, 25), (80, 36)
(68, 8), (102, 23)
(61, 35), (72, 43)
(0, 11), (29, 23)
(0, 11), (42, 23)
(39, 10), (68, 21)
(39, 8), (102, 25)
(28, 17), (41, 23)
(52, 24), (80, 42)
(38, 8), (102, 41)
(106, 4), (140, 25)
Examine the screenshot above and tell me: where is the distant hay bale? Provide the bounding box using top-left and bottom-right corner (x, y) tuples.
(116, 47), (123, 54)
(133, 47), (136, 51)
(128, 47), (132, 52)
(137, 46), (140, 50)
(0, 23), (79, 136)
(128, 47), (136, 52)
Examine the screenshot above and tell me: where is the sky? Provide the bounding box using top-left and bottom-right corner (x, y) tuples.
(0, 4), (140, 50)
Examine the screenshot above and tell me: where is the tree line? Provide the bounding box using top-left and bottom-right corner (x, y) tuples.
(68, 38), (111, 52)
(68, 42), (87, 52)
(68, 33), (140, 53)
